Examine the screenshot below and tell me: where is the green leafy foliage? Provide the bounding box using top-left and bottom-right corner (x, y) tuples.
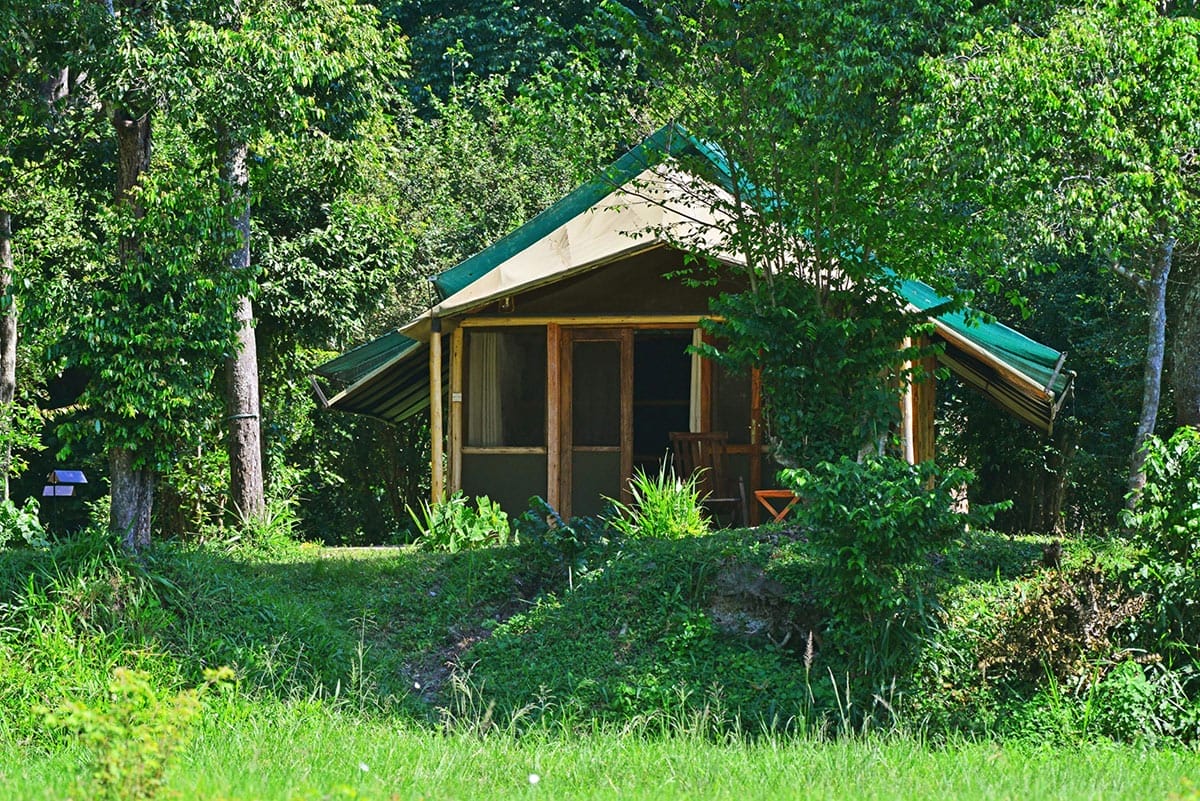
(781, 456), (992, 626)
(908, 0), (1200, 274)
(703, 278), (940, 467)
(513, 496), (617, 585)
(60, 156), (252, 474)
(47, 665), (233, 801)
(1123, 427), (1200, 661)
(408, 492), (513, 553)
(0, 497), (48, 548)
(607, 461), (711, 540)
(1124, 427), (1200, 567)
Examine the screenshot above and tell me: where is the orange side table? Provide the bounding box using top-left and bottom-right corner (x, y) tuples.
(754, 489), (800, 523)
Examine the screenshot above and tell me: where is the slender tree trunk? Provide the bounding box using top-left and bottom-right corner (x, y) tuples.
(219, 131), (264, 522)
(1172, 257), (1200, 427)
(111, 107), (156, 548)
(0, 210), (15, 501)
(1039, 419), (1076, 534)
(1127, 234), (1175, 506)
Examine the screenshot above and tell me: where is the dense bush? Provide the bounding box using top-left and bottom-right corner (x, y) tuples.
(781, 456), (994, 625)
(514, 496), (617, 588)
(1124, 426), (1200, 567)
(1121, 427), (1200, 704)
(0, 497), (48, 547)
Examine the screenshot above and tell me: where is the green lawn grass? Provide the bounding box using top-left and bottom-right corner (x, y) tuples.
(4, 534), (1197, 800)
(5, 701), (1199, 800)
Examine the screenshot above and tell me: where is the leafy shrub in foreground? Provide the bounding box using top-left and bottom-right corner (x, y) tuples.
(47, 666), (234, 801)
(0, 497), (48, 548)
(1122, 427), (1200, 676)
(408, 492), (512, 553)
(782, 456), (994, 625)
(514, 496), (617, 587)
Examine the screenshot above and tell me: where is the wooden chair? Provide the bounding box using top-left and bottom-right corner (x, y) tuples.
(669, 432), (748, 527)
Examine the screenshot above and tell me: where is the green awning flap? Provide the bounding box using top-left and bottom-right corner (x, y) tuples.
(898, 279), (1074, 432)
(314, 333), (436, 424)
(314, 330), (420, 386)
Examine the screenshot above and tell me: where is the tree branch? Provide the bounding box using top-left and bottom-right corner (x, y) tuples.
(1110, 259), (1148, 294)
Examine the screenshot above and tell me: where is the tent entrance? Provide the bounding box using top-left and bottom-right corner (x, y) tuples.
(559, 327), (694, 518)
(632, 329), (693, 475)
(563, 329), (628, 518)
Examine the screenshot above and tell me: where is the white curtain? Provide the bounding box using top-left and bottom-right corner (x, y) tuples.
(690, 328), (703, 432)
(468, 332), (503, 446)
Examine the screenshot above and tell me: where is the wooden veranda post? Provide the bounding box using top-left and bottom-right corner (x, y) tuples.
(901, 338), (917, 464)
(901, 336), (937, 464)
(450, 325), (463, 494)
(546, 323), (561, 511)
(430, 317), (444, 502)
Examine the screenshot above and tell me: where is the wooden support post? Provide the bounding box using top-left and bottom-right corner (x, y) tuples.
(619, 328), (634, 501)
(546, 323), (562, 512)
(749, 367), (763, 526)
(430, 318), (444, 502)
(449, 325), (464, 494)
(915, 344), (938, 464)
(560, 330), (574, 519)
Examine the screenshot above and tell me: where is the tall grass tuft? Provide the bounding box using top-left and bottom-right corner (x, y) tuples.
(608, 460), (710, 540)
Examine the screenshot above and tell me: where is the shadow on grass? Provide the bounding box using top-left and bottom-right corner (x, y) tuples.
(941, 530), (1048, 583)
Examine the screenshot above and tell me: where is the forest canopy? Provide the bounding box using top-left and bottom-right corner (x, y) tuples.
(0, 0), (1196, 544)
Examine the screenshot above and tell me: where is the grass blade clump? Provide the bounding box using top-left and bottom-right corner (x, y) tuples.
(608, 461), (710, 540)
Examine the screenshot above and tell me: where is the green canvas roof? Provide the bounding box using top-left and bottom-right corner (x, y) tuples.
(316, 123), (1074, 431)
(432, 124), (706, 301)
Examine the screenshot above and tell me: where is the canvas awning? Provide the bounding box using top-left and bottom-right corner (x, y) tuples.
(313, 333), (435, 423)
(898, 279), (1073, 431)
(316, 123), (1074, 432)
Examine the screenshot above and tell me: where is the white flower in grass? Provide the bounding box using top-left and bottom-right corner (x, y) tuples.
(359, 762), (370, 773)
(528, 773), (540, 785)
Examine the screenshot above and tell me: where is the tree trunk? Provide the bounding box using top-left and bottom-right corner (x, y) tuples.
(1172, 256), (1200, 427)
(110, 107), (155, 547)
(1039, 419), (1077, 534)
(110, 447), (155, 550)
(0, 210), (15, 501)
(1127, 234), (1175, 506)
(219, 131), (264, 523)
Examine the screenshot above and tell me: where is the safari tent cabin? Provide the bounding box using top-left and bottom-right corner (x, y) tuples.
(314, 124), (1074, 522)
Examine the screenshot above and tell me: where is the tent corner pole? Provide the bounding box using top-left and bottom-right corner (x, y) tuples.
(430, 317), (445, 502)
